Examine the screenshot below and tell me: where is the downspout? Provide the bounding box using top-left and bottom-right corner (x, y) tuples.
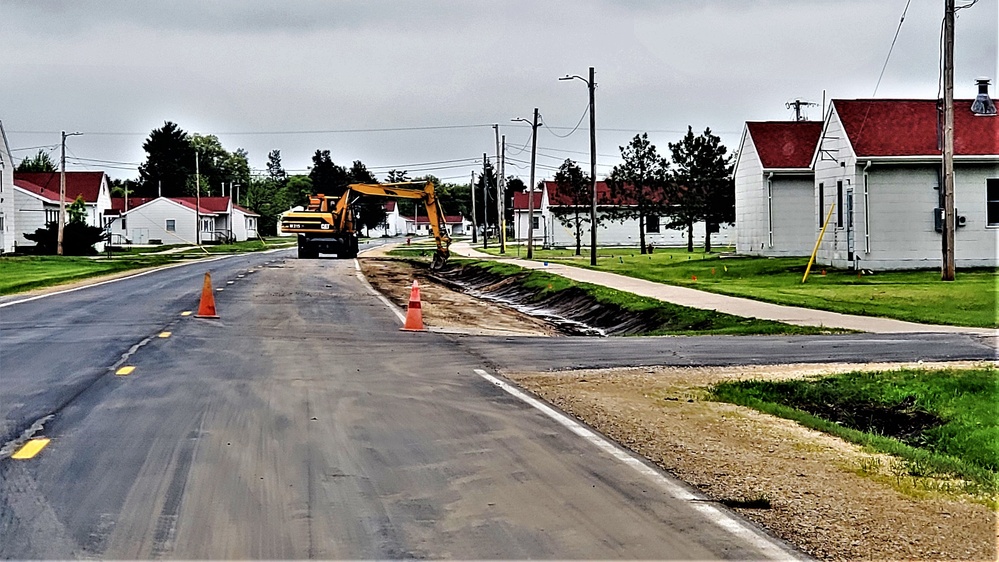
(766, 172), (774, 248)
(863, 161), (871, 254)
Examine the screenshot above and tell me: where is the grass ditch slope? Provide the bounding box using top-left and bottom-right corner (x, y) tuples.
(712, 366), (999, 502)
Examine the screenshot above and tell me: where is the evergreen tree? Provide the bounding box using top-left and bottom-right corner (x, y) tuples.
(606, 133), (670, 254)
(138, 121), (195, 197)
(668, 126), (734, 252)
(15, 150), (56, 172)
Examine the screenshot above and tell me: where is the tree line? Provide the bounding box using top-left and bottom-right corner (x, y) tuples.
(18, 121), (734, 246)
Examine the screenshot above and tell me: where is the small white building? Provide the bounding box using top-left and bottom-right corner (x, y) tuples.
(369, 201), (405, 237)
(812, 94), (998, 270)
(735, 121), (822, 256)
(402, 214), (467, 237)
(0, 121), (15, 254)
(13, 171), (112, 251)
(514, 181), (733, 249)
(109, 196), (258, 245)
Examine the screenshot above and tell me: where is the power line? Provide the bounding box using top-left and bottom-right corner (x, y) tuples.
(873, 0), (912, 96)
(542, 103), (589, 139)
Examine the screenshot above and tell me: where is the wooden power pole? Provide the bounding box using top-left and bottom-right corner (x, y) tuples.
(470, 170), (477, 244)
(941, 0), (956, 281)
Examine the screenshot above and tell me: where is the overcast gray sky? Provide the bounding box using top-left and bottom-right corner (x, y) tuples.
(2, 0), (996, 186)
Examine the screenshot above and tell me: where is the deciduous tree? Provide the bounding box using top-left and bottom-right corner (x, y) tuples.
(15, 150), (56, 172)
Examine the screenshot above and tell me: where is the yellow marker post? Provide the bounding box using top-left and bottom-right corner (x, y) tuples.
(803, 203), (836, 284)
(158, 332), (171, 338)
(116, 366), (136, 376)
(12, 438), (51, 459)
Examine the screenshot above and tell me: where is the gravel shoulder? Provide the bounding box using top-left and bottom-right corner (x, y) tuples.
(361, 253), (998, 561)
(507, 363), (997, 562)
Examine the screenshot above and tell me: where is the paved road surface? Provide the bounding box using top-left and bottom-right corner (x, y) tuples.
(2, 249), (990, 558)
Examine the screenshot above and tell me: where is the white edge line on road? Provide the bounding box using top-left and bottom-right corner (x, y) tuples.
(355, 258), (407, 323)
(473, 368), (803, 561)
(0, 247), (292, 309)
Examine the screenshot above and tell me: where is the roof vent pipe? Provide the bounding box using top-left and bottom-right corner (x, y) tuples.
(971, 77), (996, 116)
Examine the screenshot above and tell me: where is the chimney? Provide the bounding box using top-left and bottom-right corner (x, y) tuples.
(971, 78), (997, 116)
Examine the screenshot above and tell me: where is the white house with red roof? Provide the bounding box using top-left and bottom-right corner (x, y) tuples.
(13, 171), (112, 251)
(108, 195), (258, 245)
(734, 121), (823, 256)
(369, 200), (405, 237)
(401, 213), (467, 236)
(514, 181), (732, 249)
(0, 121), (15, 254)
(812, 91), (998, 270)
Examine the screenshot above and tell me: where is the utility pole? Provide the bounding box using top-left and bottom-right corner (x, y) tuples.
(470, 170), (477, 243)
(587, 67), (597, 266)
(494, 125), (505, 254)
(195, 151), (201, 246)
(57, 131), (82, 256)
(500, 134), (506, 253)
(941, 0), (956, 281)
(482, 153), (489, 249)
(561, 67), (598, 265)
(526, 108), (540, 259)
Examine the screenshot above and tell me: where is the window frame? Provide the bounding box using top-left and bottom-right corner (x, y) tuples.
(645, 214), (660, 233)
(987, 178), (999, 227)
(165, 219), (176, 232)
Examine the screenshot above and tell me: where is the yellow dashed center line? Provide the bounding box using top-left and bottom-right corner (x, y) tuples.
(116, 366), (136, 376)
(159, 332), (171, 338)
(181, 311), (192, 316)
(12, 438), (51, 459)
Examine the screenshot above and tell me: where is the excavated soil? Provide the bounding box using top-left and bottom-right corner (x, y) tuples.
(359, 255), (998, 561)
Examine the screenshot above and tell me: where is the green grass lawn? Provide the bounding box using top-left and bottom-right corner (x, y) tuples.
(460, 260), (844, 336)
(711, 366), (998, 499)
(0, 238), (295, 296)
(0, 255), (175, 295)
(477, 245), (998, 328)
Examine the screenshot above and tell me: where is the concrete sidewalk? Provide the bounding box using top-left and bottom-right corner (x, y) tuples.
(449, 241), (995, 336)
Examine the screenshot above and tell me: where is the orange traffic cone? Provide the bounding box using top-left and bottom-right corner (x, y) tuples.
(195, 272), (220, 319)
(401, 280), (425, 331)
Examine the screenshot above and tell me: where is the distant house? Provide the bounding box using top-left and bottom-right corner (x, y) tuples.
(108, 195), (257, 245)
(734, 121), (823, 256)
(811, 93), (998, 270)
(0, 121), (15, 254)
(369, 200), (405, 237)
(13, 171), (112, 251)
(513, 181), (733, 248)
(402, 213), (467, 236)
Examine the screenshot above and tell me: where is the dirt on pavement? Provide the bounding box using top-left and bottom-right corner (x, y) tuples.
(360, 254), (997, 561)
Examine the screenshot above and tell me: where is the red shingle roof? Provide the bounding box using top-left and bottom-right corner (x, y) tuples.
(174, 196), (229, 212)
(111, 197), (156, 212)
(14, 171), (105, 203)
(746, 121), (823, 168)
(833, 99), (999, 157)
(111, 196), (217, 214)
(542, 180), (645, 207)
(412, 215), (463, 224)
(512, 191), (544, 210)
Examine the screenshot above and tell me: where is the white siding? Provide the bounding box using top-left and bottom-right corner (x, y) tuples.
(0, 122), (14, 253)
(734, 128), (767, 253)
(813, 105), (859, 267)
(122, 199), (200, 245)
(12, 188), (49, 247)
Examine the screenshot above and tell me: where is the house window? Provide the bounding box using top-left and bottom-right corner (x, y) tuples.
(45, 209), (60, 224)
(122, 218), (127, 230)
(988, 179), (999, 227)
(646, 215), (660, 233)
(201, 218), (213, 232)
(818, 183), (824, 228)
(532, 215), (540, 229)
(836, 180), (844, 228)
(0, 216), (4, 230)
(165, 219), (176, 232)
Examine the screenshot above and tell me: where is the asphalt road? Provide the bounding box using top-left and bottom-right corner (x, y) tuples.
(1, 248), (992, 559)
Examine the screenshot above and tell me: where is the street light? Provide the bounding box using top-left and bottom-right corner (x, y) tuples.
(512, 108), (540, 259)
(560, 67), (597, 266)
(58, 131), (83, 256)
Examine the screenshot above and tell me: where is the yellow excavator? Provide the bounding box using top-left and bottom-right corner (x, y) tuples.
(280, 181), (452, 269)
